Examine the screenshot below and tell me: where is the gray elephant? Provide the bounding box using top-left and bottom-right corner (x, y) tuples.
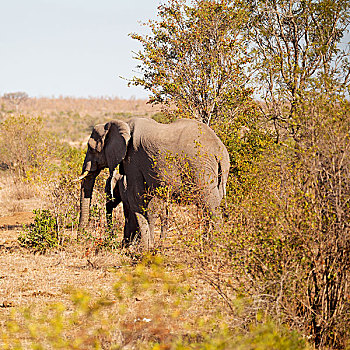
(105, 169), (168, 247)
(105, 171), (138, 245)
(79, 117), (230, 246)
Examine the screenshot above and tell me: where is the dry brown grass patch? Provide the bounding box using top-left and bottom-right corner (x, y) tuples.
(0, 172), (44, 217)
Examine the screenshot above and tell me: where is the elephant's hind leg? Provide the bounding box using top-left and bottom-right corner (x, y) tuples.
(135, 212), (154, 251)
(146, 197), (169, 245)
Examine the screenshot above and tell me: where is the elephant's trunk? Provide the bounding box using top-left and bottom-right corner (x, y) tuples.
(78, 174), (97, 230)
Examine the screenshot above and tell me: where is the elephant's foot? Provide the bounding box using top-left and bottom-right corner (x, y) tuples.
(121, 233), (139, 248)
(121, 238), (131, 248)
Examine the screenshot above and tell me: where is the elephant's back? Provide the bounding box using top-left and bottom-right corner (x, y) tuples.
(172, 119), (228, 162)
(131, 117), (228, 165)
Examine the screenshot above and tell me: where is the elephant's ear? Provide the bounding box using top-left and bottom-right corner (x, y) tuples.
(104, 120), (131, 171)
(88, 124), (108, 152)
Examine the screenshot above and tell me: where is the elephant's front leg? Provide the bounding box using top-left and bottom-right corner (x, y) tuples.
(105, 174), (122, 229)
(106, 199), (116, 229)
(124, 170), (155, 250)
(121, 204), (139, 247)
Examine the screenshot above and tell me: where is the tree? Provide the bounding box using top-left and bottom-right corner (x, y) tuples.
(246, 0), (350, 140)
(130, 0), (251, 125)
(244, 2), (350, 346)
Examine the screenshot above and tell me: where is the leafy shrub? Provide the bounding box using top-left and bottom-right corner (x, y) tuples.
(49, 145), (86, 231)
(56, 142), (86, 177)
(151, 112), (176, 124)
(173, 321), (309, 350)
(191, 94), (350, 348)
(0, 114), (58, 178)
(18, 209), (59, 252)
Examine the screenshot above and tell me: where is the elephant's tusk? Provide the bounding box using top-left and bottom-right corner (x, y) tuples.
(74, 171), (90, 182)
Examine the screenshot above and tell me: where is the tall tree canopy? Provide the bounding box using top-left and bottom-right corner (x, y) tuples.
(247, 0), (350, 138)
(130, 0), (251, 125)
(130, 0), (349, 134)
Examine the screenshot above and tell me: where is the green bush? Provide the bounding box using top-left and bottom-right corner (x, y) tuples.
(151, 112), (176, 124)
(18, 209), (59, 252)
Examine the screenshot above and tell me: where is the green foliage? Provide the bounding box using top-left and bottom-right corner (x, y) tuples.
(18, 209), (59, 252)
(288, 94), (350, 348)
(151, 112), (176, 124)
(130, 0), (251, 124)
(57, 142), (86, 177)
(204, 92), (350, 348)
(29, 144), (87, 237)
(212, 103), (273, 179)
(0, 114), (90, 248)
(0, 113), (86, 183)
(235, 321), (309, 350)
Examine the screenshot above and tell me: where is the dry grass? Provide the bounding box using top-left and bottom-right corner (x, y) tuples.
(0, 240), (119, 307)
(0, 160), (229, 348)
(0, 97), (161, 144)
(0, 96), (162, 148)
(1, 96), (159, 118)
(0, 172), (44, 217)
(0, 221), (228, 348)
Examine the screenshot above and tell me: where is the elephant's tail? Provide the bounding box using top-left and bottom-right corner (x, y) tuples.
(217, 157), (229, 218)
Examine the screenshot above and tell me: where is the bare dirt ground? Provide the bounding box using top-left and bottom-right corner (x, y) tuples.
(0, 212), (34, 227)
(0, 213), (122, 309)
(0, 170), (133, 344)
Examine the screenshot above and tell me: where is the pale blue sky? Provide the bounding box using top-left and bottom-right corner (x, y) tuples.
(0, 0), (161, 99)
(1, 1), (349, 99)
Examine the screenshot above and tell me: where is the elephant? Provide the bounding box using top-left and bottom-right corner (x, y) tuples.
(79, 117), (230, 246)
(105, 171), (138, 244)
(105, 169), (168, 247)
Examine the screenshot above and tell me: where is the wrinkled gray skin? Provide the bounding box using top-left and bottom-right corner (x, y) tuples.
(105, 170), (168, 246)
(105, 172), (138, 244)
(79, 117), (230, 246)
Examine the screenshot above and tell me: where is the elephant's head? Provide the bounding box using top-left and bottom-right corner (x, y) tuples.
(79, 120), (131, 229)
